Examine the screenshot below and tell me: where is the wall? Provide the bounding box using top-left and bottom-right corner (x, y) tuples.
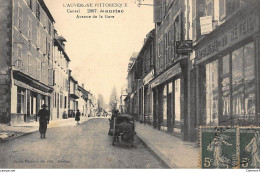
(0, 0), (12, 123)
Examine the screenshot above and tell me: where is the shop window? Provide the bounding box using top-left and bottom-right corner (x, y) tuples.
(163, 85), (167, 125)
(175, 79), (181, 122)
(17, 87), (25, 114)
(206, 60), (218, 126)
(232, 42), (255, 120)
(232, 47), (244, 118)
(244, 43), (255, 119)
(221, 55), (230, 118)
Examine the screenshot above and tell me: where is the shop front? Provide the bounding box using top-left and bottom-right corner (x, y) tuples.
(11, 70), (52, 124)
(194, 6), (260, 127)
(151, 61), (189, 139)
(143, 69), (154, 125)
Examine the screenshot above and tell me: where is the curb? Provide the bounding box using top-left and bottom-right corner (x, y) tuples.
(136, 134), (177, 168)
(0, 130), (37, 144)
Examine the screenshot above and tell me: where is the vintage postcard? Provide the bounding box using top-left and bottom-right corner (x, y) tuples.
(0, 0), (260, 171)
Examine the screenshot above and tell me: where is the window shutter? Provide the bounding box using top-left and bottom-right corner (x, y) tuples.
(48, 69), (53, 86)
(219, 0), (226, 21)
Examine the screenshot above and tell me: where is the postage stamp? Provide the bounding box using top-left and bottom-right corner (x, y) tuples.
(200, 127), (238, 168)
(239, 127), (260, 169)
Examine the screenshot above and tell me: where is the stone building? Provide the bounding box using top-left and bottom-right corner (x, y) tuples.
(0, 0), (55, 124)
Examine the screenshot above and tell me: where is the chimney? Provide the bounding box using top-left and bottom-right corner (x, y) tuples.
(82, 83), (84, 89)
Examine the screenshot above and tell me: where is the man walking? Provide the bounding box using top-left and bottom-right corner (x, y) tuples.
(37, 104), (50, 139)
(75, 109), (80, 125)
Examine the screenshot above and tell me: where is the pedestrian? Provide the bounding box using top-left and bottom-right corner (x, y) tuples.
(37, 104), (50, 139)
(75, 109), (80, 125)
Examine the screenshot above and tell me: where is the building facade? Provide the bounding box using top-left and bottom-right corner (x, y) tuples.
(52, 31), (70, 120)
(0, 0), (55, 124)
(151, 0), (192, 140)
(193, 0), (260, 137)
(68, 71), (79, 117)
(78, 85), (89, 116)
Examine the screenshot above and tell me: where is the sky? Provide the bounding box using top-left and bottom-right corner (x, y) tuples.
(44, 0), (154, 104)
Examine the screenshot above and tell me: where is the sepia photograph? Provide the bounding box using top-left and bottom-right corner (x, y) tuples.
(0, 0), (260, 171)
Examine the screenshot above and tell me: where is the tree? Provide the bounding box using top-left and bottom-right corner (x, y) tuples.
(109, 86), (118, 112)
(97, 94), (105, 112)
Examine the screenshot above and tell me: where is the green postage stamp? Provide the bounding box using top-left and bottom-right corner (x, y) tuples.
(200, 127), (238, 168)
(201, 126), (260, 168)
(239, 127), (260, 169)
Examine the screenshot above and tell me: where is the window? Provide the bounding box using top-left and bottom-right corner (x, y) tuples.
(18, 7), (22, 30)
(163, 85), (167, 124)
(36, 2), (40, 19)
(165, 31), (171, 65)
(203, 42), (256, 125)
(221, 55), (230, 119)
(53, 92), (55, 107)
(64, 96), (67, 108)
(48, 21), (52, 35)
(206, 0), (214, 17)
(174, 16), (181, 42)
(158, 39), (164, 71)
(41, 62), (45, 82)
(206, 60), (218, 126)
(46, 37), (50, 59)
(54, 92), (57, 107)
(161, 0), (166, 18)
(27, 0), (32, 9)
(17, 46), (22, 59)
(36, 58), (41, 80)
(28, 54), (31, 74)
(36, 28), (40, 48)
(175, 79), (181, 122)
(17, 87), (25, 114)
(150, 42), (154, 67)
(60, 95), (63, 108)
(232, 42), (255, 120)
(219, 0), (240, 21)
(28, 19), (32, 40)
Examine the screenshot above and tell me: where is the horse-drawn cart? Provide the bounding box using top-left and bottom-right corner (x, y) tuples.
(108, 114), (136, 147)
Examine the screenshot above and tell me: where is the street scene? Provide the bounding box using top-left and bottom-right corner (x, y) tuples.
(1, 0), (260, 170)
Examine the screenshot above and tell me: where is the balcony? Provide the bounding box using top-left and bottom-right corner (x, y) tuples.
(70, 89), (80, 99)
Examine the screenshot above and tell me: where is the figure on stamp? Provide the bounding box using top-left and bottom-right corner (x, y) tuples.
(207, 131), (233, 168)
(245, 131), (260, 168)
(37, 104), (50, 139)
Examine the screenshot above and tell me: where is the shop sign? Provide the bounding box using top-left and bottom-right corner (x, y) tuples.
(200, 16), (213, 35)
(176, 40), (193, 54)
(196, 13), (258, 64)
(143, 69), (154, 85)
(151, 63), (181, 88)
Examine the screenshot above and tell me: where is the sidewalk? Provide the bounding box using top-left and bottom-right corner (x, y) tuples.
(0, 116), (94, 142)
(135, 122), (199, 168)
